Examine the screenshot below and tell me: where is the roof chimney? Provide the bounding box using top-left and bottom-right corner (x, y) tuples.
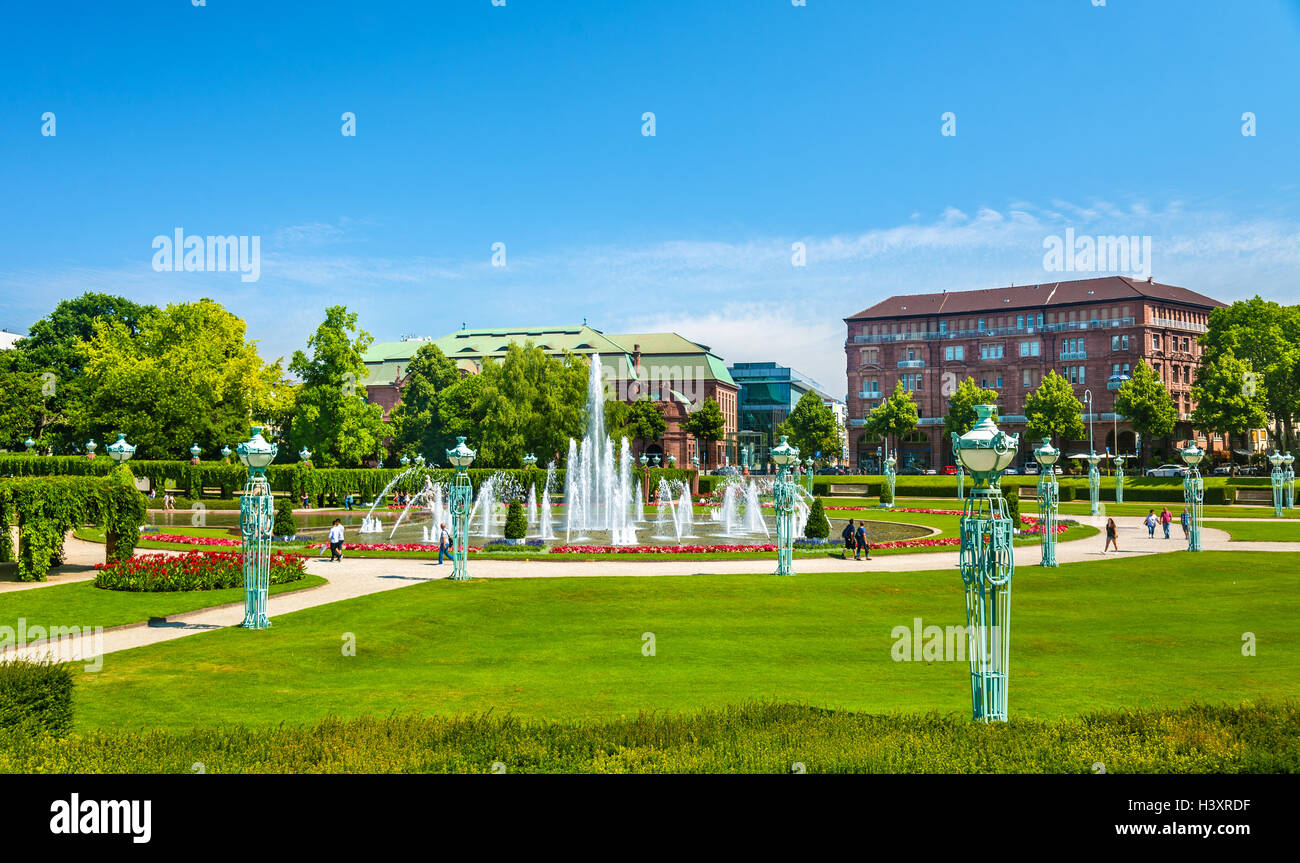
(632, 343), (642, 371)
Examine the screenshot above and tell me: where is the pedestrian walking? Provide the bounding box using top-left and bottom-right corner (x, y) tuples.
(437, 522), (452, 565)
(841, 519), (855, 560)
(1103, 517), (1119, 553)
(1160, 507), (1172, 539)
(1145, 509), (1157, 538)
(1180, 508), (1190, 539)
(855, 522), (870, 561)
(328, 519), (345, 562)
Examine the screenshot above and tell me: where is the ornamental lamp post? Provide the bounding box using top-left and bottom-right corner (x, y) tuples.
(1269, 450), (1286, 517)
(1284, 452), (1296, 510)
(414, 454), (425, 468)
(523, 452), (538, 469)
(1086, 451), (1101, 516)
(667, 453), (677, 467)
(770, 435), (800, 576)
(85, 439), (98, 459)
(652, 454), (661, 467)
(804, 456), (815, 493)
(883, 451), (897, 510)
(105, 432), (136, 466)
(24, 436), (35, 452)
(189, 443), (201, 464)
(298, 447), (312, 463)
(1032, 438), (1060, 567)
(1180, 443), (1205, 552)
(950, 405), (1019, 723)
(400, 454), (410, 467)
(445, 436), (476, 581)
(220, 445), (232, 462)
(235, 426), (278, 629)
(1114, 454), (1126, 504)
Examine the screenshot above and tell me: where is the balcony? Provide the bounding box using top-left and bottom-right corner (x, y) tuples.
(858, 390), (882, 400)
(849, 418), (866, 427)
(1059, 350), (1087, 361)
(896, 359), (926, 369)
(1106, 380), (1124, 390)
(1153, 318), (1208, 333)
(851, 317), (1136, 345)
(998, 414), (1028, 423)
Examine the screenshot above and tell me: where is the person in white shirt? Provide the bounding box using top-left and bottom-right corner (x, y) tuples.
(328, 519), (345, 562)
(437, 522), (451, 565)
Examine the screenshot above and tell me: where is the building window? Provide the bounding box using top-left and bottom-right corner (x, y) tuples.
(1111, 335), (1119, 351)
(1153, 334), (1162, 351)
(996, 377), (1003, 388)
(980, 344), (1003, 360)
(1016, 314), (1025, 330)
(945, 346), (966, 362)
(939, 320), (948, 334)
(977, 318), (985, 332)
(1023, 369), (1032, 387)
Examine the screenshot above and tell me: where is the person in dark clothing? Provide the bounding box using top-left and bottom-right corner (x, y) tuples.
(855, 523), (869, 560)
(841, 519), (856, 559)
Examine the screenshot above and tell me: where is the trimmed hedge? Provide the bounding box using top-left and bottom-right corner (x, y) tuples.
(0, 660), (74, 736)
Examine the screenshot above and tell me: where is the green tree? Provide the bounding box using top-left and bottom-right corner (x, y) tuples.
(863, 381), (919, 455)
(1114, 359), (1177, 462)
(78, 299), (288, 459)
(287, 305), (387, 467)
(504, 499), (527, 540)
(0, 351), (47, 450)
(804, 497), (830, 539)
(1190, 353), (1268, 454)
(1024, 370), (1086, 446)
(390, 343), (462, 460)
(1199, 297), (1300, 448)
(606, 399), (667, 451)
(944, 377), (1000, 440)
(435, 373), (488, 458)
(472, 344), (588, 466)
(777, 390), (841, 462)
(683, 397), (726, 468)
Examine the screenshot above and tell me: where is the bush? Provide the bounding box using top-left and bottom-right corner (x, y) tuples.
(504, 500), (527, 540)
(93, 551), (306, 592)
(1004, 489), (1021, 527)
(804, 498), (830, 539)
(880, 482), (894, 507)
(0, 660), (73, 736)
(273, 496), (296, 537)
(1057, 484), (1076, 502)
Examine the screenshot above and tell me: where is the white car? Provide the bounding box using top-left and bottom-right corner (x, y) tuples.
(1145, 464), (1187, 477)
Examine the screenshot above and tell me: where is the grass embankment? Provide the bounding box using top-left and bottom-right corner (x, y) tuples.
(3, 701), (1293, 773)
(68, 551), (1299, 731)
(0, 576), (327, 646)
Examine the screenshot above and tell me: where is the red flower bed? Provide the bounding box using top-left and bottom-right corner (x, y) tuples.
(94, 551), (306, 592)
(311, 541), (485, 553)
(147, 533), (242, 547)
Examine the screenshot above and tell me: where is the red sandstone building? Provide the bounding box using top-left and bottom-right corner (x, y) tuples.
(844, 276), (1228, 471)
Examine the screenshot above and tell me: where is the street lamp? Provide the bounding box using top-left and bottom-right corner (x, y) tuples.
(445, 436), (476, 581)
(666, 453), (677, 468)
(220, 445), (232, 461)
(804, 456), (815, 493)
(105, 432), (136, 466)
(400, 454), (410, 467)
(298, 447), (312, 462)
(189, 443), (201, 464)
(1180, 443), (1205, 552)
(85, 438), (98, 459)
(1086, 451), (1101, 516)
(1269, 450), (1286, 517)
(1114, 454), (1126, 505)
(652, 454), (661, 467)
(1032, 438), (1060, 568)
(950, 404), (1019, 723)
(24, 436), (35, 453)
(523, 452), (538, 469)
(235, 426), (278, 629)
(1285, 452), (1296, 510)
(770, 435), (800, 576)
(883, 451), (897, 510)
(414, 454), (426, 468)
(690, 454), (700, 469)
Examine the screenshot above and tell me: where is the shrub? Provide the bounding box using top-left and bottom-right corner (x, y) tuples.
(94, 551), (306, 592)
(504, 500), (527, 540)
(1004, 489), (1021, 527)
(0, 660), (74, 736)
(804, 498), (830, 539)
(273, 496), (296, 537)
(879, 482), (894, 507)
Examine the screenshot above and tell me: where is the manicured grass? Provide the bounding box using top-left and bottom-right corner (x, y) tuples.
(0, 575), (327, 645)
(1205, 520), (1300, 542)
(4, 701), (1295, 773)
(827, 495), (1300, 520)
(70, 551), (1299, 731)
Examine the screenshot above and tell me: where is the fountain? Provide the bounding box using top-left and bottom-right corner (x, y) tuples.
(526, 484), (538, 526)
(742, 480), (769, 538)
(675, 484), (695, 538)
(634, 478), (646, 523)
(562, 354), (638, 546)
(539, 462), (557, 540)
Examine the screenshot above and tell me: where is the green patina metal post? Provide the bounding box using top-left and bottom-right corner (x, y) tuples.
(956, 465), (965, 500)
(1269, 450), (1286, 517)
(951, 405), (1019, 723)
(236, 427), (277, 629)
(883, 452), (896, 509)
(1114, 454), (1125, 505)
(1180, 443), (1205, 552)
(1086, 451), (1101, 516)
(770, 435), (799, 576)
(1285, 453), (1296, 510)
(446, 436), (476, 581)
(804, 456), (815, 493)
(1033, 438), (1060, 568)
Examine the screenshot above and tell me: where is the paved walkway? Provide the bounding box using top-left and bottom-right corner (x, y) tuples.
(2, 515), (1292, 665)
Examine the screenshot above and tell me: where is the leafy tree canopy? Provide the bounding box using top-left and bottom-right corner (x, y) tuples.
(863, 381), (919, 450)
(1024, 370), (1085, 446)
(777, 390), (841, 461)
(1114, 359), (1177, 457)
(944, 377), (1000, 440)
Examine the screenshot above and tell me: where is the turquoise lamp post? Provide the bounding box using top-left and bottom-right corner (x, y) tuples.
(399, 454), (410, 468)
(220, 445), (232, 462)
(883, 451), (897, 509)
(1086, 451), (1101, 516)
(105, 432), (135, 466)
(189, 443), (201, 464)
(667, 453), (677, 468)
(24, 436), (35, 453)
(1114, 453), (1126, 505)
(803, 456), (815, 493)
(235, 427), (277, 629)
(956, 464), (965, 500)
(1032, 438), (1059, 568)
(950, 405), (1019, 723)
(770, 435), (800, 576)
(652, 454), (661, 467)
(1180, 443), (1205, 552)
(1285, 452), (1296, 510)
(414, 454), (426, 468)
(690, 454), (700, 469)
(523, 452), (538, 469)
(445, 437), (476, 581)
(298, 446), (312, 463)
(85, 438), (98, 459)
(1269, 450), (1286, 517)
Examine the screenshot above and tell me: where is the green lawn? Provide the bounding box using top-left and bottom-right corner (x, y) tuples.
(1205, 520), (1300, 542)
(71, 550), (1298, 731)
(0, 575), (326, 645)
(827, 495), (1300, 520)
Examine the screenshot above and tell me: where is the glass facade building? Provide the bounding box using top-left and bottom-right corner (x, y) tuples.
(728, 362), (846, 469)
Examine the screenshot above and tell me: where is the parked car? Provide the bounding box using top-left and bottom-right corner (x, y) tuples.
(898, 466), (925, 475)
(1023, 462), (1040, 475)
(1146, 464), (1188, 477)
(815, 467), (846, 475)
(709, 466), (742, 476)
(1001, 467), (1020, 475)
(942, 465), (958, 475)
(1211, 464), (1233, 476)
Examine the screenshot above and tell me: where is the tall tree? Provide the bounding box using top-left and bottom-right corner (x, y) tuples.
(1199, 297), (1300, 448)
(287, 305), (386, 467)
(863, 381), (919, 455)
(0, 351), (46, 450)
(777, 390), (841, 462)
(606, 399), (667, 452)
(78, 299), (288, 459)
(1114, 359), (1177, 462)
(1190, 352), (1268, 453)
(944, 377), (1000, 440)
(683, 397), (726, 467)
(390, 342), (462, 460)
(1023, 371), (1086, 446)
(472, 344), (588, 465)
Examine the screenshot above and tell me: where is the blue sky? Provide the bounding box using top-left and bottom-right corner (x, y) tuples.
(2, 0), (1299, 394)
